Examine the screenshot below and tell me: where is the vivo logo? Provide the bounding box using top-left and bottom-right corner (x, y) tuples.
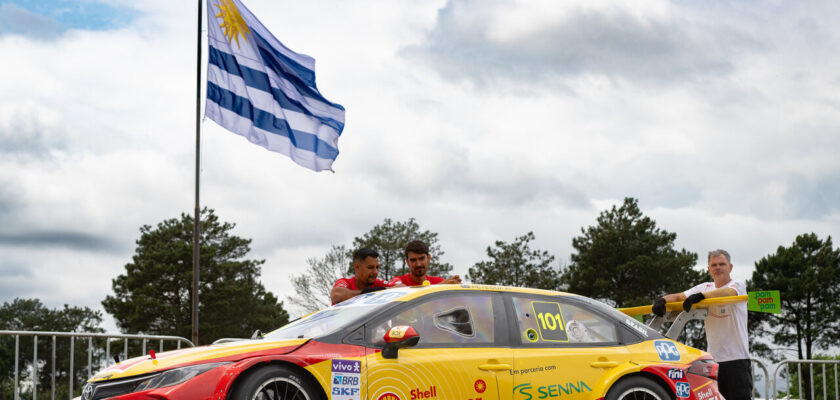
(331, 359), (361, 373)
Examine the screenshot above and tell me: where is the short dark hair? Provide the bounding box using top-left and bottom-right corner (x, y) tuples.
(404, 240), (429, 258)
(353, 248), (379, 262)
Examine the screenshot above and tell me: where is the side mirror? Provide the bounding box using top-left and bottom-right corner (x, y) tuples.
(381, 325), (420, 359)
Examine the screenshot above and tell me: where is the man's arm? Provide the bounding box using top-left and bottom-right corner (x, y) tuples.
(330, 286), (361, 305)
(441, 275), (461, 284)
(662, 293), (687, 303)
(700, 287), (737, 298)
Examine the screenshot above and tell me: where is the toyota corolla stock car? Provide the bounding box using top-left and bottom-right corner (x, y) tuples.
(78, 285), (722, 400)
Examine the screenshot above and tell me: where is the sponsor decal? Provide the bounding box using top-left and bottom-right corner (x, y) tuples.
(515, 381), (592, 399)
(410, 385), (437, 399)
(696, 387), (718, 400)
(474, 379), (487, 393)
(654, 340), (681, 361)
(624, 317), (649, 337)
(676, 382), (691, 398)
(515, 383), (533, 400)
(378, 393), (401, 400)
(331, 359), (362, 400)
(388, 326), (408, 340)
(530, 301), (568, 342)
(667, 368), (685, 380)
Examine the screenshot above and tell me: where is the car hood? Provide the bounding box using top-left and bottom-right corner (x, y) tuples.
(89, 338), (308, 382)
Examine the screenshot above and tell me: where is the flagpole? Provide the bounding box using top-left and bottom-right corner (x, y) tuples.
(192, 0), (203, 346)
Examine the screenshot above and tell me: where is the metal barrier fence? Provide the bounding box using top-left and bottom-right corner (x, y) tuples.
(772, 359), (839, 400)
(0, 330), (193, 400)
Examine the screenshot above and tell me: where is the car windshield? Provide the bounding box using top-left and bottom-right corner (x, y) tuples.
(264, 288), (413, 339)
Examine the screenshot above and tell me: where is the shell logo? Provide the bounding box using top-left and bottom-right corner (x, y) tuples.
(377, 393), (401, 400)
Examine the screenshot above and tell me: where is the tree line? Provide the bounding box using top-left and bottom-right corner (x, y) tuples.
(2, 198), (839, 398)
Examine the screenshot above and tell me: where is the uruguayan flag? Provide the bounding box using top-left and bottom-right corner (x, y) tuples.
(205, 0), (345, 172)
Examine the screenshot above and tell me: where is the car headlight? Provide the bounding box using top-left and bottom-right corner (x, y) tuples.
(134, 362), (229, 391)
(82, 362), (229, 400)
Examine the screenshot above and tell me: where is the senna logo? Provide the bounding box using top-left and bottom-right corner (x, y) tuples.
(514, 381), (592, 399)
(514, 383), (533, 400)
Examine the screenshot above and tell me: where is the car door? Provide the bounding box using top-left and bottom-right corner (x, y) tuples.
(507, 294), (632, 400)
(364, 292), (512, 400)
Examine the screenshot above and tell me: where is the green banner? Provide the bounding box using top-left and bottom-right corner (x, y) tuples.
(748, 290), (781, 313)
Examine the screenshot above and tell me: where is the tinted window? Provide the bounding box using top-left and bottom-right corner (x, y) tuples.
(368, 294), (494, 347)
(511, 296), (617, 345)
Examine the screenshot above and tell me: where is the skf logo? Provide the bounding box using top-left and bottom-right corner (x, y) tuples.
(514, 383), (533, 400)
(676, 382), (691, 398)
(654, 340), (681, 361)
(667, 368), (685, 380)
(333, 387), (361, 396)
(378, 393), (401, 400)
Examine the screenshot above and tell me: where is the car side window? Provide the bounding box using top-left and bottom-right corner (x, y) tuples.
(368, 294), (494, 347)
(511, 296), (617, 345)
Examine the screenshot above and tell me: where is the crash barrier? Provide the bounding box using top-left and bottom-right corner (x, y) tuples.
(0, 330), (194, 400)
(753, 358), (770, 399)
(772, 359), (839, 400)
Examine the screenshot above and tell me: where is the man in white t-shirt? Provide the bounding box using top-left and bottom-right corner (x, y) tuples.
(652, 249), (752, 400)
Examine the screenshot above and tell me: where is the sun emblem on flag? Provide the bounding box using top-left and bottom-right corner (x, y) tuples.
(214, 0), (251, 47)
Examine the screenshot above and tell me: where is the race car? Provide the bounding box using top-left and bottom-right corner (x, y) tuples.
(77, 284), (722, 400)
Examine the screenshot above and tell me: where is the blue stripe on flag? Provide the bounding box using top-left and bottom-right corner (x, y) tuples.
(207, 81), (339, 160)
(208, 46), (344, 133)
(252, 31), (316, 89)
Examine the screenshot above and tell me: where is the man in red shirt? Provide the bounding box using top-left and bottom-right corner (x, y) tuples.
(330, 248), (390, 305)
(388, 240), (461, 286)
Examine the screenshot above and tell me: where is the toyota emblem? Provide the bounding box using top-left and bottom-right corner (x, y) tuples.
(81, 383), (93, 400)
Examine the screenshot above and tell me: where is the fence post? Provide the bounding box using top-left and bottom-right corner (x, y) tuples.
(33, 335), (38, 400)
(52, 336), (56, 400)
(69, 336), (74, 400)
(14, 335), (19, 400)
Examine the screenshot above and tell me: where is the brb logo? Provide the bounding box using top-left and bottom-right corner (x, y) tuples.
(667, 368), (685, 380)
(676, 382), (691, 398)
(654, 340), (681, 361)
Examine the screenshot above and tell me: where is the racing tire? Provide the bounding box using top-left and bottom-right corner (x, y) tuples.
(606, 376), (673, 400)
(229, 364), (323, 400)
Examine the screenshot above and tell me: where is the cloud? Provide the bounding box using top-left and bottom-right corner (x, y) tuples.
(0, 230), (121, 252)
(405, 0), (746, 88)
(0, 3), (62, 40)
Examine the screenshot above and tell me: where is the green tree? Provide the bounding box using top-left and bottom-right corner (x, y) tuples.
(352, 218), (453, 281)
(749, 233), (840, 361)
(0, 298), (103, 399)
(288, 245), (349, 313)
(561, 198), (705, 307)
(102, 208), (288, 345)
(467, 232), (560, 289)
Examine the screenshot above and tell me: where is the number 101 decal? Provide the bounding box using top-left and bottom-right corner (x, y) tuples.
(530, 301), (569, 342)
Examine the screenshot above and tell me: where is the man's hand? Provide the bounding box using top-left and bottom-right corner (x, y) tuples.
(360, 286), (386, 294)
(683, 293), (705, 312)
(442, 275), (462, 284)
(652, 297), (667, 317)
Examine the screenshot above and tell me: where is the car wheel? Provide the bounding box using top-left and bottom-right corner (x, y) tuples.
(230, 364), (322, 400)
(606, 376), (672, 400)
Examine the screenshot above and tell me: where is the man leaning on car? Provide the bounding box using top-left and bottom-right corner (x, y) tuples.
(652, 249), (752, 400)
(330, 248), (393, 305)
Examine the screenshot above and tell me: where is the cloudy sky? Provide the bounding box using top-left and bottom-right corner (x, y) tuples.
(1, 0), (838, 329)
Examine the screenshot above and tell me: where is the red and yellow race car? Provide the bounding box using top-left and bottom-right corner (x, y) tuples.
(78, 284), (722, 400)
